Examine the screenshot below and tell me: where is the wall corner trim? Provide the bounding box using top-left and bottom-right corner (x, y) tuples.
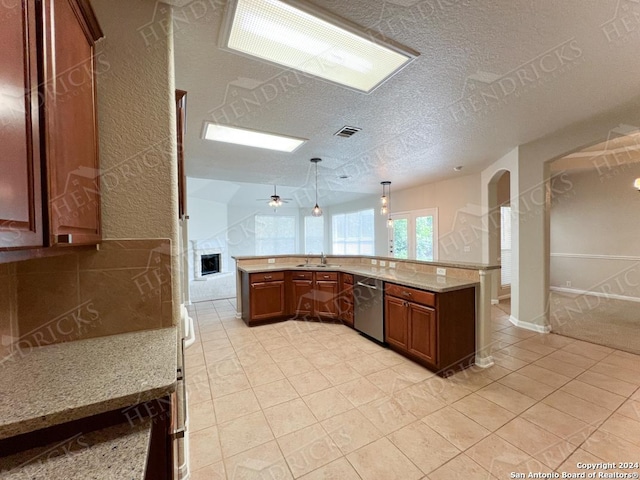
(475, 355), (494, 368)
(509, 315), (552, 333)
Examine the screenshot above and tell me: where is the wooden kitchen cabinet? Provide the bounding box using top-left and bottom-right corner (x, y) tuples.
(384, 295), (409, 349)
(242, 271), (286, 325)
(339, 273), (354, 328)
(0, 0), (43, 249)
(290, 271), (314, 316)
(314, 271), (339, 319)
(385, 283), (475, 376)
(407, 302), (437, 365)
(0, 0), (103, 256)
(42, 0), (103, 246)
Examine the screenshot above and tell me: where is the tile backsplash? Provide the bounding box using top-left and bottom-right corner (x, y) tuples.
(2, 239), (172, 355)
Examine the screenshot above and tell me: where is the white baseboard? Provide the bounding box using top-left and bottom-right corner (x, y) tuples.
(475, 355), (495, 368)
(509, 315), (552, 333)
(498, 294), (511, 300)
(235, 312), (241, 319)
(550, 286), (640, 303)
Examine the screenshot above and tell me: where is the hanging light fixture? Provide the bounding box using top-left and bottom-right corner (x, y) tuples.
(310, 158), (323, 217)
(380, 181), (389, 215)
(381, 181), (393, 228)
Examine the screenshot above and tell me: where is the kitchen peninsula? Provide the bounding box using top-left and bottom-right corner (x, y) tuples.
(234, 255), (500, 375)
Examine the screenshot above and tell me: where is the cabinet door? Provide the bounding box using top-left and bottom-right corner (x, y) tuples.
(385, 296), (408, 349)
(314, 280), (339, 318)
(408, 303), (437, 365)
(41, 0), (102, 246)
(339, 283), (354, 327)
(0, 0), (43, 249)
(292, 280), (314, 316)
(250, 281), (285, 320)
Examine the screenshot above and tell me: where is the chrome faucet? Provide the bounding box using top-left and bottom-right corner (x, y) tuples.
(321, 252), (326, 265)
(305, 253), (310, 265)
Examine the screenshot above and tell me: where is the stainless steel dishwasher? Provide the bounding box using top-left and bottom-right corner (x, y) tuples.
(353, 275), (384, 343)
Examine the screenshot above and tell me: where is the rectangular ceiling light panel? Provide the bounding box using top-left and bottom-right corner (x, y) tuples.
(204, 123), (306, 152)
(221, 0), (418, 93)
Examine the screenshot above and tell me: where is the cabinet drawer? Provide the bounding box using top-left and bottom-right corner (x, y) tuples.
(385, 283), (435, 307)
(316, 272), (338, 281)
(250, 271), (285, 283)
(342, 273), (354, 284)
(291, 271), (313, 280)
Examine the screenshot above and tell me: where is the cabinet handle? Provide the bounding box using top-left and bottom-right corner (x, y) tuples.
(56, 234), (73, 244)
(323, 275), (330, 279)
(264, 275), (272, 280)
(402, 291), (412, 297)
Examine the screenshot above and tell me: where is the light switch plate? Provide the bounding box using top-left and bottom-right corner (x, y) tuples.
(268, 258), (275, 264)
(464, 246), (471, 252)
(390, 262), (396, 268)
(380, 260), (386, 267)
(437, 267), (446, 276)
(371, 259), (377, 265)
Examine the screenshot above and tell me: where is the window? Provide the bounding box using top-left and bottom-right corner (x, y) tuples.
(389, 209), (438, 261)
(332, 209), (374, 255)
(255, 215), (296, 255)
(500, 206), (511, 286)
(304, 215), (324, 253)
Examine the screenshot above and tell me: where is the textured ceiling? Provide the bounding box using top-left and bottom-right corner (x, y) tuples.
(174, 0), (640, 201)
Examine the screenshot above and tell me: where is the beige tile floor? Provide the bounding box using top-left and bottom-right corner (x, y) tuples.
(185, 299), (640, 480)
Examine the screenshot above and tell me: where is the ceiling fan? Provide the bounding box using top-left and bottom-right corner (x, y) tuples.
(256, 185), (293, 210)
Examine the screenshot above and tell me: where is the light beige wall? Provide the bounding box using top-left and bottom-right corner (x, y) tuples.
(92, 0), (181, 319)
(550, 167), (640, 298)
(391, 174), (483, 263)
(486, 95), (640, 331)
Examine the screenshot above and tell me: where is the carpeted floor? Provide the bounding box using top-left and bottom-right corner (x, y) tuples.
(496, 294), (640, 355)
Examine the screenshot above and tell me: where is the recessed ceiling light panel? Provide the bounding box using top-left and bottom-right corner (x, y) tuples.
(220, 0), (419, 93)
(203, 122), (307, 152)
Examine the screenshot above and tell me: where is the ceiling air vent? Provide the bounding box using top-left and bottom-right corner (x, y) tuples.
(334, 126), (362, 138)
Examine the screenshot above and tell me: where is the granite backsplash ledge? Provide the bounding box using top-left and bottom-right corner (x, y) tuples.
(2, 239), (173, 353)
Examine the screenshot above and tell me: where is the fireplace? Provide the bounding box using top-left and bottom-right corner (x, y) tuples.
(201, 254), (221, 276)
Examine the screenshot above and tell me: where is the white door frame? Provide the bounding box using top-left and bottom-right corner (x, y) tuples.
(389, 208), (439, 261)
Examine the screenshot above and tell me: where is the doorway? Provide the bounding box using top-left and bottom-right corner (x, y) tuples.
(389, 209), (438, 261)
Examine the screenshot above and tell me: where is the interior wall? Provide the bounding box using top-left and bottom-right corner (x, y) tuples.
(550, 166), (640, 298)
(391, 174), (483, 263)
(188, 197), (229, 273)
(482, 95), (640, 332)
(92, 0), (180, 316)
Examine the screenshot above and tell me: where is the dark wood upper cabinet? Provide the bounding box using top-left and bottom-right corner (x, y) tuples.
(41, 0), (103, 246)
(0, 0), (43, 249)
(0, 0), (103, 258)
(176, 90), (187, 220)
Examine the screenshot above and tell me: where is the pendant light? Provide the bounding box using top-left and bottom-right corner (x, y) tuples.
(381, 181), (393, 228)
(635, 178), (640, 191)
(311, 158), (323, 217)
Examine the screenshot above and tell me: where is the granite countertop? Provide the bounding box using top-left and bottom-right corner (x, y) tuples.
(0, 421), (152, 479)
(0, 327), (177, 440)
(239, 264), (479, 293)
(232, 255), (500, 271)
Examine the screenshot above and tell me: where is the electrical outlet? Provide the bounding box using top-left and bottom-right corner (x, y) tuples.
(437, 267), (446, 276)
(464, 246), (471, 252)
(380, 260), (386, 267)
(371, 259), (377, 265)
(566, 280), (572, 287)
(268, 258), (275, 264)
(390, 262), (396, 269)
